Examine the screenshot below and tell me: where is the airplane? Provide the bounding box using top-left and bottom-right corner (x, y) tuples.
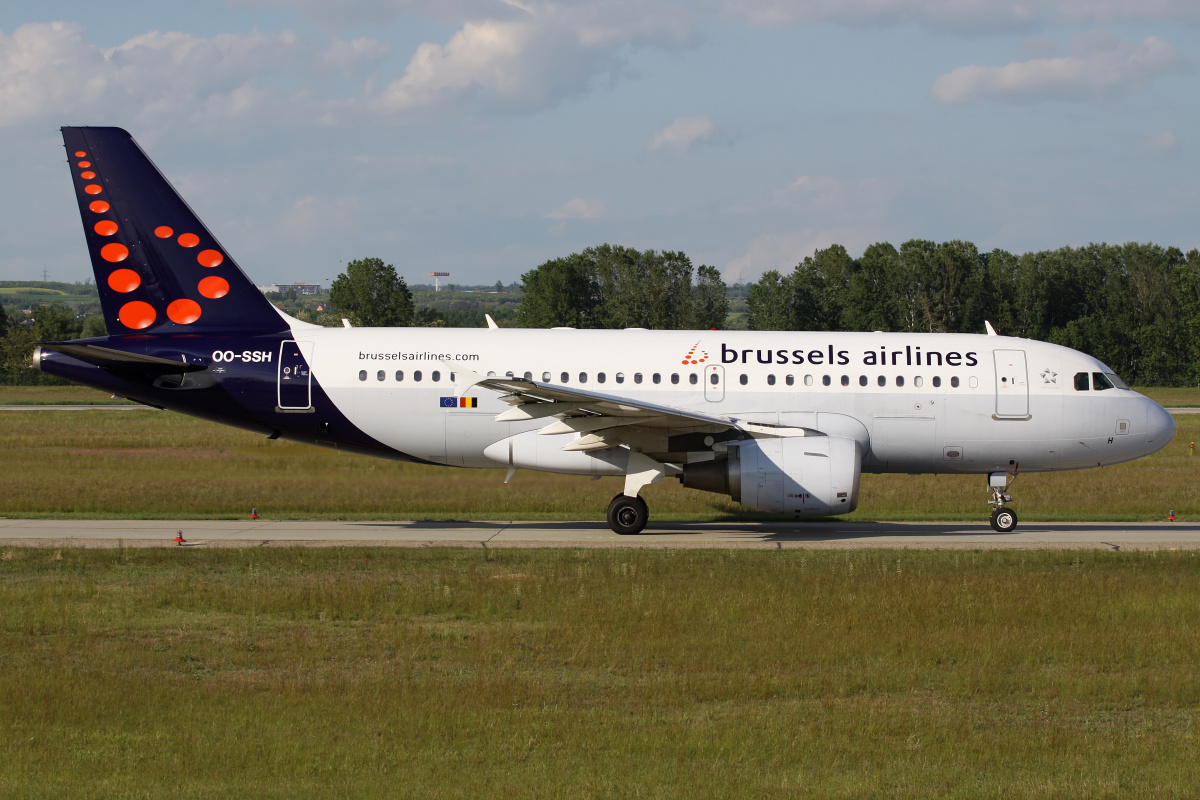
(32, 127), (1176, 534)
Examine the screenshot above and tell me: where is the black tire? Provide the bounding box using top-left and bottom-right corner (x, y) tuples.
(990, 507), (1018, 533)
(607, 493), (649, 535)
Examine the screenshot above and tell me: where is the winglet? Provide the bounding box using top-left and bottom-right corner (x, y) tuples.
(485, 314), (499, 329)
(984, 320), (998, 336)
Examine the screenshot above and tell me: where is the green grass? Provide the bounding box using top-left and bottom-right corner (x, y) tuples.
(0, 385), (135, 405)
(1, 547), (1198, 798)
(1, 403), (1197, 521)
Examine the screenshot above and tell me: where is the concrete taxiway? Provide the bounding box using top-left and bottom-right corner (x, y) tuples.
(0, 518), (1196, 550)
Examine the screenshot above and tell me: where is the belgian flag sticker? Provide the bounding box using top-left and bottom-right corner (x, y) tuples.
(441, 397), (477, 408)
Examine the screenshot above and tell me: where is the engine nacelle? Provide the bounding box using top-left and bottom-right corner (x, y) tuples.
(681, 435), (861, 516)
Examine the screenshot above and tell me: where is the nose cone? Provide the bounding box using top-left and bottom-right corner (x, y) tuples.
(1145, 401), (1175, 456)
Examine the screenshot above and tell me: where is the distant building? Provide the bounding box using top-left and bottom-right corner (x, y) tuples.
(258, 282), (324, 295)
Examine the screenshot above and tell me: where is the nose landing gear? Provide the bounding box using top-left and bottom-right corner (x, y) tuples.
(988, 468), (1019, 532)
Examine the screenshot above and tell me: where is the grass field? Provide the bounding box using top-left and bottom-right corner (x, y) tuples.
(1, 546), (1198, 798)
(1, 402), (1197, 521)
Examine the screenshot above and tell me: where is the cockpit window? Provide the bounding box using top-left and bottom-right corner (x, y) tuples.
(1107, 372), (1129, 390)
(1092, 372), (1114, 391)
(1074, 372), (1089, 391)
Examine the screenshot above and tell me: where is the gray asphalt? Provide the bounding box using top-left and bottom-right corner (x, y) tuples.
(0, 518), (1196, 549)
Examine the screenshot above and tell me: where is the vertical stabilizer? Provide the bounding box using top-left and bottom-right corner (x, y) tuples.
(61, 126), (287, 334)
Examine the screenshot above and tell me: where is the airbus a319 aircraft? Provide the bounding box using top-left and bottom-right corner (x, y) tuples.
(33, 127), (1176, 534)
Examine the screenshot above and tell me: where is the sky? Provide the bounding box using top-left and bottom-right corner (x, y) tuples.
(2, 1), (1197, 288)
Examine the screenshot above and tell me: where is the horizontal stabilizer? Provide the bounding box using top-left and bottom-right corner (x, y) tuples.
(37, 343), (208, 375)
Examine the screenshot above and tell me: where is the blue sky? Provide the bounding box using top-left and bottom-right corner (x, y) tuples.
(2, 1), (1197, 288)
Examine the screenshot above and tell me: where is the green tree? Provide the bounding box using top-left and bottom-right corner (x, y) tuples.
(690, 265), (729, 329)
(328, 258), (414, 327)
(517, 253), (599, 328)
(746, 270), (792, 331)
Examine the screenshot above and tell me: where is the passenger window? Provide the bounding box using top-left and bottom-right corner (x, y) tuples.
(767, 374), (776, 386)
(841, 375), (849, 386)
(969, 376), (978, 388)
(896, 376), (904, 387)
(395, 370), (404, 381)
(521, 372), (530, 381)
(561, 372), (569, 383)
(932, 376), (942, 388)
(506, 371), (514, 378)
(414, 370), (422, 382)
(739, 374), (748, 385)
(689, 373), (698, 385)
(579, 372), (587, 383)
(634, 373), (643, 384)
(914, 376), (923, 388)
(802, 375), (812, 386)
(859, 375), (868, 387)
(358, 370), (367, 381)
(433, 371), (442, 382)
(1093, 372), (1114, 391)
(377, 370), (385, 381)
(597, 372), (606, 384)
(950, 376), (960, 388)
(653, 373), (661, 384)
(542, 372), (551, 382)
(823, 375), (831, 386)
(709, 373), (719, 385)
(616, 373), (624, 384)
(877, 376), (886, 387)
(786, 375), (795, 386)
(670, 373), (680, 385)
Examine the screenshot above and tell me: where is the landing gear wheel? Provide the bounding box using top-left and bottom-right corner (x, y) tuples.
(990, 507), (1018, 533)
(607, 494), (649, 535)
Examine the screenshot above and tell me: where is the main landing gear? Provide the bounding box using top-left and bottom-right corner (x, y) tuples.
(987, 469), (1019, 532)
(607, 493), (649, 535)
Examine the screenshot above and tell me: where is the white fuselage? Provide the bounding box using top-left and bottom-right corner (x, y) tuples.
(293, 327), (1175, 475)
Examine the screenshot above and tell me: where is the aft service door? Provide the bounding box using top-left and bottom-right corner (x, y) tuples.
(704, 365), (725, 402)
(278, 340), (314, 410)
(993, 349), (1029, 418)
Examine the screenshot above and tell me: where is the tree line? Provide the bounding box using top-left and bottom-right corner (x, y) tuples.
(745, 240), (1200, 386)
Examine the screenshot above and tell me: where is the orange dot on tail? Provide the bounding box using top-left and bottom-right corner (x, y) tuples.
(80, 171), (95, 179)
(154, 226), (174, 238)
(177, 233), (200, 248)
(94, 220), (118, 236)
(100, 243), (129, 262)
(77, 161), (91, 168)
(167, 299), (201, 325)
(85, 184), (102, 195)
(88, 200), (110, 213)
(197, 249), (224, 268)
(74, 151), (86, 157)
(118, 301), (156, 330)
(198, 275), (229, 299)
(107, 268), (140, 293)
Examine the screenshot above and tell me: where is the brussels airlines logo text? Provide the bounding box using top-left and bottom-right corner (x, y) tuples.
(718, 343), (978, 367)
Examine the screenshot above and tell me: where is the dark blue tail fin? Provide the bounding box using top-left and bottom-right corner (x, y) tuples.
(61, 127), (287, 334)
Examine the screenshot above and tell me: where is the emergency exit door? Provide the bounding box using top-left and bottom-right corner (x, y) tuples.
(278, 340), (314, 410)
(705, 365), (725, 402)
(993, 349), (1029, 418)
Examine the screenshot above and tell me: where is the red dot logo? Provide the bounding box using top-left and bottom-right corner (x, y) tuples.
(85, 184), (103, 195)
(88, 200), (110, 213)
(74, 151), (87, 157)
(197, 249), (223, 268)
(167, 299), (202, 325)
(154, 226), (174, 238)
(118, 301), (156, 330)
(78, 161), (91, 168)
(100, 243), (129, 262)
(94, 220), (118, 236)
(198, 276), (229, 299)
(177, 233), (200, 248)
(80, 171), (96, 180)
(107, 269), (141, 293)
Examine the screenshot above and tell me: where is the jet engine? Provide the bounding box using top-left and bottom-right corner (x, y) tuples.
(680, 435), (861, 516)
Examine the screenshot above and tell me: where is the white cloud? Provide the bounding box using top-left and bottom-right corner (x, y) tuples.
(376, 3), (690, 115)
(0, 22), (318, 128)
(931, 33), (1185, 105)
(647, 115), (716, 155)
(546, 197), (606, 220)
(320, 36), (391, 74)
(1145, 129), (1178, 156)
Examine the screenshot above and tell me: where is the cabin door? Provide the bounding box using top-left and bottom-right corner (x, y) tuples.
(993, 349), (1029, 418)
(278, 340), (314, 410)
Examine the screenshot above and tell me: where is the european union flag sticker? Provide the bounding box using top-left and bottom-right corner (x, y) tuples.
(439, 397), (457, 408)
